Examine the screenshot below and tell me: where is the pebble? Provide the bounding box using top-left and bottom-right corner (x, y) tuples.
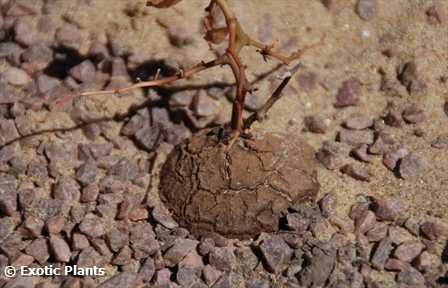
(298, 245), (336, 287)
(3, 67), (32, 87)
(71, 233), (90, 251)
(49, 234), (71, 263)
(368, 132), (394, 155)
(420, 220), (448, 240)
(304, 115), (330, 134)
(338, 129), (374, 146)
(91, 238), (113, 262)
(344, 114), (374, 130)
(36, 74), (61, 95)
(384, 109), (403, 127)
(212, 272), (245, 288)
(75, 162), (97, 186)
(319, 192), (337, 217)
(356, 0), (378, 21)
(176, 266), (198, 286)
(426, 3), (446, 25)
(402, 104), (425, 124)
(259, 235), (293, 274)
(138, 257), (155, 283)
(286, 213), (310, 234)
(14, 18), (37, 46)
(112, 245), (132, 266)
(382, 146), (408, 171)
(310, 218), (336, 241)
(6, 1), (37, 16)
(370, 197), (402, 221)
(352, 144), (373, 162)
(169, 90), (195, 108)
(388, 226), (414, 245)
(69, 60), (96, 83)
(163, 238), (198, 267)
(316, 141), (350, 170)
(152, 206), (178, 229)
(393, 241), (424, 262)
(129, 223), (158, 259)
(341, 163), (372, 182)
(431, 135), (448, 149)
(78, 213), (106, 238)
(24, 238), (49, 264)
(397, 268), (425, 286)
(134, 123), (162, 151)
(55, 23), (82, 49)
(203, 264), (222, 286)
(52, 177), (80, 203)
(106, 228), (129, 253)
(366, 223), (388, 242)
(329, 216), (355, 234)
(81, 184), (99, 203)
(335, 78), (361, 107)
(11, 253), (34, 267)
(384, 258), (410, 271)
(413, 251), (438, 272)
(198, 238), (215, 256)
(209, 246), (237, 272)
(370, 236), (393, 270)
(24, 216), (44, 237)
(354, 210), (376, 234)
(152, 268), (172, 286)
(397, 61), (426, 94)
(21, 44), (53, 71)
(193, 90), (218, 117)
(398, 152), (427, 179)
(167, 24), (194, 47)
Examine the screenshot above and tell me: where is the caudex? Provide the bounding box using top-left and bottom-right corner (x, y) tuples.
(71, 0), (323, 147)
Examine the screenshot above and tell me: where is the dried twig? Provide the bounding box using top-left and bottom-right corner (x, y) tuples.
(68, 0), (322, 145)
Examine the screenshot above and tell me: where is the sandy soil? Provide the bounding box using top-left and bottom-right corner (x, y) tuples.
(54, 0), (448, 222)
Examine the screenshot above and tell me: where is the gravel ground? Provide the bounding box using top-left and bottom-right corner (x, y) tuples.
(0, 0), (448, 287)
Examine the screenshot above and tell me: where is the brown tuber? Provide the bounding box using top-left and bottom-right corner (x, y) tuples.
(159, 128), (320, 240)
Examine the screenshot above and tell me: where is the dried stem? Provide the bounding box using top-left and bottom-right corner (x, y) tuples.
(69, 0), (322, 144)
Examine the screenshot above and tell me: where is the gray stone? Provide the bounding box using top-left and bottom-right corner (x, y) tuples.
(209, 246), (237, 272)
(356, 0), (379, 21)
(203, 264), (222, 286)
(371, 236), (393, 270)
(393, 241), (424, 262)
(152, 206), (179, 229)
(78, 213), (106, 238)
(49, 234), (71, 263)
(298, 245), (336, 287)
(75, 162), (97, 186)
(3, 67), (31, 87)
(164, 238), (198, 267)
(259, 235), (293, 274)
(56, 24), (81, 49)
(399, 152), (427, 179)
(335, 78), (361, 107)
(69, 60), (96, 83)
(138, 257), (155, 283)
(338, 129), (374, 146)
(397, 268), (425, 286)
(25, 238), (49, 264)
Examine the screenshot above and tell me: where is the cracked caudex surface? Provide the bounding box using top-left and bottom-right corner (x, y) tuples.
(159, 129), (320, 239)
